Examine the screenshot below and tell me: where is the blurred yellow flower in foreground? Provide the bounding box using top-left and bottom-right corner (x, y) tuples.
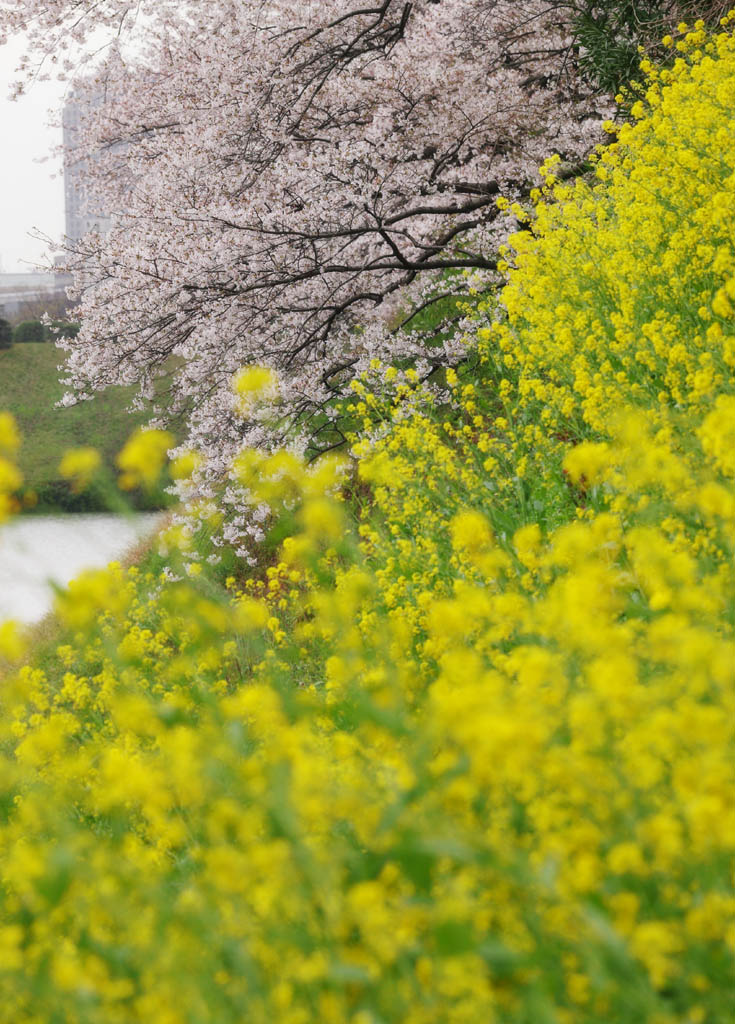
(233, 365), (278, 416)
(0, 412), (20, 455)
(170, 450), (203, 481)
(0, 456), (21, 493)
(58, 447), (101, 493)
(117, 428), (174, 490)
(0, 620), (26, 662)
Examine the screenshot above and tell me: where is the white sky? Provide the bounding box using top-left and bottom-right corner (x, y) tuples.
(0, 34), (65, 273)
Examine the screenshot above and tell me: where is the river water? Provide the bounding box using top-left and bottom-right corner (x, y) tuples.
(0, 513), (161, 624)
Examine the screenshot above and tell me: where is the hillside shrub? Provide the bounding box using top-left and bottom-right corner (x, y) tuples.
(48, 320), (80, 341)
(0, 15), (734, 1023)
(0, 318), (12, 350)
(12, 320), (46, 344)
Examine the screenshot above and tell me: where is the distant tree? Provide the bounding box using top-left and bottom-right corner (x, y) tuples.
(17, 290), (74, 324)
(44, 321), (80, 342)
(48, 321), (81, 340)
(0, 318), (12, 350)
(13, 320), (47, 344)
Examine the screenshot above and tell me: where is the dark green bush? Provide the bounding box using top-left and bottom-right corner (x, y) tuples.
(48, 320), (81, 340)
(29, 477), (174, 515)
(0, 317), (12, 350)
(13, 320), (47, 344)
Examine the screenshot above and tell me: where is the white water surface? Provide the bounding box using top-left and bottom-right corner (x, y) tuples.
(0, 513), (161, 624)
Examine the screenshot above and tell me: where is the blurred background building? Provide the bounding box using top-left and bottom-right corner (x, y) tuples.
(62, 89), (113, 245)
(0, 270), (71, 322)
(0, 84), (121, 323)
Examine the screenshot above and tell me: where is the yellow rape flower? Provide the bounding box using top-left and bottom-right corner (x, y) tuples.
(563, 441), (611, 486)
(117, 428), (174, 489)
(0, 620), (26, 662)
(170, 449), (202, 480)
(698, 394), (735, 476)
(0, 453), (22, 493)
(300, 497), (345, 543)
(449, 510), (493, 553)
(58, 446), (101, 492)
(0, 411), (20, 455)
(233, 364), (278, 416)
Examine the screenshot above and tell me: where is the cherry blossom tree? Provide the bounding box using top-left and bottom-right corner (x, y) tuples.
(1, 0), (718, 548)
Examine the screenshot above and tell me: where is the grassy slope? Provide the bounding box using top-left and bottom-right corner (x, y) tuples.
(0, 343), (171, 511)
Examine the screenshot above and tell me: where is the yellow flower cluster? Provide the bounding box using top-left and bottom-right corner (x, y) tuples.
(117, 428), (174, 490)
(58, 446), (102, 493)
(232, 364), (279, 417)
(1, 17), (735, 1023)
(0, 412), (22, 522)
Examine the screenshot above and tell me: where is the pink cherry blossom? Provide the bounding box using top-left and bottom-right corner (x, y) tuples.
(2, 0), (622, 550)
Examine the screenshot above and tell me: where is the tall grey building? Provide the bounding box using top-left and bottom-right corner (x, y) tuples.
(62, 90), (114, 245)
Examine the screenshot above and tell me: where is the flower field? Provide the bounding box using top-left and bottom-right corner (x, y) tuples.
(1, 16), (734, 1023)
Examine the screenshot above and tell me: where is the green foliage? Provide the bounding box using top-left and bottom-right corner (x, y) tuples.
(12, 320), (46, 344)
(0, 318), (11, 350)
(9, 320), (79, 346)
(48, 320), (80, 340)
(570, 1), (730, 93)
